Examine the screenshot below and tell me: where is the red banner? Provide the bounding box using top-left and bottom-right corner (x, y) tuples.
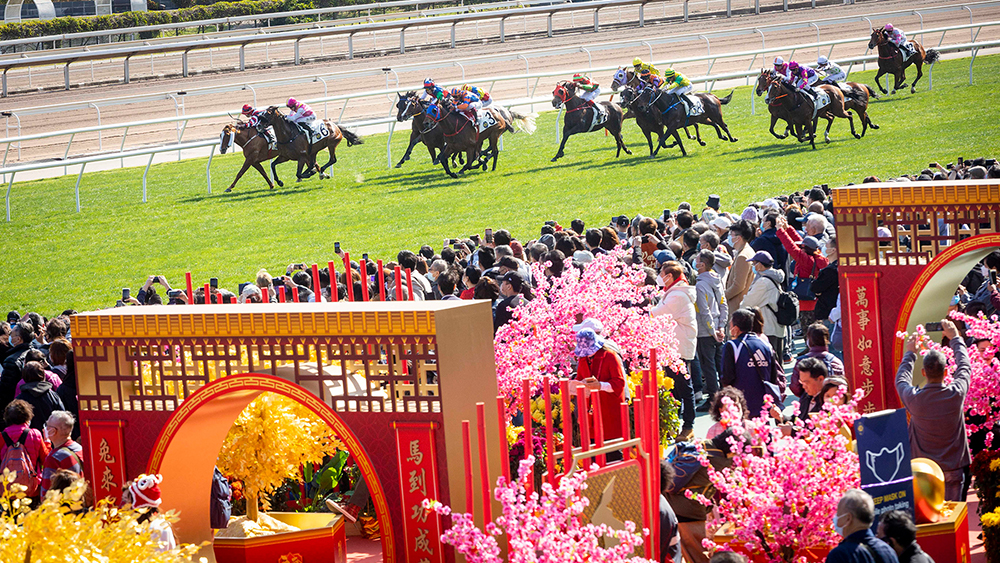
(842, 272), (885, 413)
(82, 420), (127, 504)
(392, 421), (444, 563)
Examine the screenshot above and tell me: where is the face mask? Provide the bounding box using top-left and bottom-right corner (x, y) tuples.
(833, 513), (846, 536)
(656, 274), (666, 288)
(727, 234), (737, 246)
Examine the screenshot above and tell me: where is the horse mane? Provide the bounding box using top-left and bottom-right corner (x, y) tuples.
(404, 90), (417, 97)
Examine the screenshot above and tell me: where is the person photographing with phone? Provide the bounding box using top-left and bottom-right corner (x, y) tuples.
(571, 327), (626, 460)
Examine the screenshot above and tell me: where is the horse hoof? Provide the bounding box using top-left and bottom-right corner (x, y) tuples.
(698, 142), (706, 147)
(550, 157), (559, 162)
(224, 187), (233, 193)
(730, 137), (739, 142)
(448, 173), (459, 179)
(432, 159), (441, 165)
(394, 163), (403, 169)
(276, 182), (284, 187)
(854, 134), (861, 139)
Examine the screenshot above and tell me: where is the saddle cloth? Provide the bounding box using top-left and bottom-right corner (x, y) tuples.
(588, 103), (609, 132)
(810, 89), (832, 119)
(302, 121), (330, 144)
(684, 95), (704, 117)
(899, 41), (916, 61)
(476, 109), (499, 133)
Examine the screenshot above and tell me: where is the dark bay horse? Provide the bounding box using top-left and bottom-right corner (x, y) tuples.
(551, 81), (630, 162)
(219, 122), (279, 192)
(421, 101), (508, 178)
(766, 78), (860, 149)
(394, 91), (463, 169)
(611, 68), (737, 145)
(261, 107), (363, 183)
(633, 88), (691, 156)
(821, 80), (881, 137)
(619, 87), (663, 158)
(868, 27), (939, 94)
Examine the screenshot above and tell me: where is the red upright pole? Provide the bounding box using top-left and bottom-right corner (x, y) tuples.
(343, 252), (354, 301)
(394, 266), (404, 301)
(560, 379), (572, 475)
(185, 272), (193, 304)
(327, 261), (339, 302)
(476, 403), (492, 523)
(359, 260), (370, 301)
(311, 263), (321, 302)
(261, 286), (269, 303)
(577, 386), (590, 457)
(377, 260), (386, 301)
(593, 386), (605, 467)
(496, 396), (511, 483)
(203, 283), (211, 304)
(543, 377), (555, 484)
(291, 283), (300, 302)
(520, 379), (533, 494)
(462, 420), (475, 518)
(278, 286), (287, 303)
(405, 268), (414, 301)
(620, 402), (631, 460)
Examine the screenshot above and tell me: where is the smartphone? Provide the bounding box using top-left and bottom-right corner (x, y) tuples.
(168, 289), (184, 299)
(210, 277), (218, 289)
(663, 209), (671, 220)
(545, 220), (556, 226)
(470, 234), (480, 242)
(449, 238), (457, 245)
(485, 228), (493, 243)
(453, 244), (462, 250)
(991, 270), (998, 286)
(958, 157), (964, 165)
(929, 163), (938, 169)
(122, 288), (130, 301)
(924, 322), (944, 332)
(362, 253), (369, 262)
(334, 241), (341, 253)
(239, 282), (249, 295)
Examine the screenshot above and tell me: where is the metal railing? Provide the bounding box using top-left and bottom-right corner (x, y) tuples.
(2, 35), (997, 220)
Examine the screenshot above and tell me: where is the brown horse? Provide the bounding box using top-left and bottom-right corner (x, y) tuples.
(261, 107), (363, 183)
(219, 122), (279, 192)
(420, 100), (508, 178)
(618, 86), (664, 157)
(394, 91), (463, 169)
(766, 78), (860, 149)
(818, 80), (881, 137)
(611, 68), (737, 145)
(868, 27), (939, 94)
(551, 81), (630, 162)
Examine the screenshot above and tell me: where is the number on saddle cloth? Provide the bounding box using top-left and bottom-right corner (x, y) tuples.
(476, 110), (498, 133)
(588, 104), (609, 132)
(685, 95), (704, 117)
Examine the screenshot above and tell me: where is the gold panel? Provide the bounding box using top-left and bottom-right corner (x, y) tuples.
(833, 180), (1000, 210)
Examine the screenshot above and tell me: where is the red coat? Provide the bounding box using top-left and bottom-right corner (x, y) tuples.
(575, 348), (626, 441)
(776, 227), (830, 279)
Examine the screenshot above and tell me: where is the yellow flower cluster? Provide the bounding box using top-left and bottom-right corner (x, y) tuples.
(216, 393), (345, 517)
(984, 507), (1000, 528)
(0, 471), (204, 562)
(626, 369), (674, 398)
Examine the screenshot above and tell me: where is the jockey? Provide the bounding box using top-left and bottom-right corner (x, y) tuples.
(286, 97), (318, 137)
(632, 57), (660, 77)
(816, 56), (847, 84)
(240, 104), (274, 145)
(422, 78), (447, 103)
(773, 56), (791, 80)
(450, 87), (482, 122)
(788, 62), (820, 104)
(638, 68), (663, 90)
(662, 67), (695, 112)
(462, 84), (492, 107)
(572, 73), (601, 104)
(884, 23), (915, 59)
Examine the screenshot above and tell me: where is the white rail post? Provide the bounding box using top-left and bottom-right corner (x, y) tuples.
(754, 0), (759, 15)
(124, 56), (130, 84)
(501, 17), (506, 42)
(142, 153), (154, 203)
(1, 71), (6, 98)
(547, 13), (553, 37)
(969, 47), (977, 85)
(400, 28), (406, 53)
(5, 172), (13, 222)
(205, 144), (215, 194)
(386, 119), (396, 169)
(74, 163), (86, 213)
(594, 8), (599, 32)
(295, 39), (301, 65)
(240, 45), (246, 70)
(451, 23), (457, 47)
(348, 34), (354, 59)
(639, 2), (644, 27)
(183, 51), (189, 77)
(963, 6), (974, 41)
(64, 63), (71, 90)
(683, 0), (688, 22)
(726, 0), (730, 18)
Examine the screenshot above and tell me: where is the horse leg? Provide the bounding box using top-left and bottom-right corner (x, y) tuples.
(693, 124), (706, 146)
(716, 116), (737, 142)
(609, 123), (630, 158)
(809, 118), (819, 150)
(226, 159), (254, 193)
(684, 126), (695, 140)
(643, 127), (655, 157)
(822, 115), (835, 144)
(490, 136), (500, 171)
(396, 131), (420, 168)
(910, 61), (924, 94)
(768, 114), (787, 140)
(552, 122), (581, 161)
(271, 155), (288, 187)
(671, 128), (687, 156)
(857, 108), (869, 138)
(439, 149), (459, 179)
(844, 110), (860, 140)
(252, 162), (274, 189)
(874, 69), (888, 94)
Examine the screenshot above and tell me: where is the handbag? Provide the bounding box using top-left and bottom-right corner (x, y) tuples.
(792, 260), (819, 301)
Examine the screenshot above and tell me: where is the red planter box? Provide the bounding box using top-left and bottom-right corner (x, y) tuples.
(214, 513), (346, 563)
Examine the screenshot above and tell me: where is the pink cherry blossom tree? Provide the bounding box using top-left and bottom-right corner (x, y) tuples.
(494, 248), (683, 409)
(692, 391), (863, 563)
(424, 456), (653, 563)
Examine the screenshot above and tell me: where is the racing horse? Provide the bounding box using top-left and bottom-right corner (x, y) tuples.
(394, 92), (464, 169)
(420, 100), (509, 178)
(610, 68), (738, 145)
(632, 87), (692, 156)
(765, 77), (861, 149)
(618, 87), (664, 158)
(868, 27), (939, 94)
(219, 122), (279, 192)
(551, 81), (631, 162)
(260, 106), (363, 183)
(819, 80), (881, 137)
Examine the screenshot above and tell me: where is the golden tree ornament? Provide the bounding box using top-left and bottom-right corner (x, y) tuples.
(216, 393), (344, 522)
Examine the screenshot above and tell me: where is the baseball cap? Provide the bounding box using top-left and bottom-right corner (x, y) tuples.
(802, 236), (821, 251)
(749, 251), (774, 267)
(796, 212), (814, 223)
(711, 216), (732, 231)
(653, 249), (677, 265)
(741, 207), (759, 223)
(614, 215), (630, 227)
(539, 233), (556, 250)
(501, 272), (523, 292)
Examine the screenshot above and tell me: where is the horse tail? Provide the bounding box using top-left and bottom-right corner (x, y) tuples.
(718, 90), (735, 105)
(925, 49), (940, 64)
(339, 126), (364, 146)
(510, 110), (538, 135)
(864, 84), (880, 100)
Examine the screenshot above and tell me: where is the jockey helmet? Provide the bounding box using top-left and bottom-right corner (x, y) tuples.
(639, 68), (651, 77)
(286, 97), (298, 108)
(663, 68), (676, 78)
(788, 61), (800, 71)
(241, 104), (253, 116)
(885, 23), (894, 31)
(632, 57), (643, 66)
(450, 87), (463, 97)
(817, 55), (828, 66)
(423, 78), (435, 88)
(773, 56), (785, 66)
(462, 84), (471, 92)
(572, 73), (586, 81)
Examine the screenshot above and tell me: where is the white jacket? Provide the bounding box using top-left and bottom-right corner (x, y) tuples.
(652, 283), (698, 361)
(741, 268), (786, 338)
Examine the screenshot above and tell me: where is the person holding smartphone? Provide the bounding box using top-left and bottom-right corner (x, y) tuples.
(136, 275), (173, 306)
(571, 328), (626, 457)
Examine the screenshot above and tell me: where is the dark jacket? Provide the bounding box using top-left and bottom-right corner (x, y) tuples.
(826, 529), (899, 563)
(751, 228), (789, 272)
(898, 543), (935, 563)
(721, 332), (783, 418)
(493, 294), (524, 334)
(56, 351), (80, 440)
(812, 260), (840, 322)
(0, 342), (31, 412)
(16, 381), (65, 431)
(211, 467), (233, 529)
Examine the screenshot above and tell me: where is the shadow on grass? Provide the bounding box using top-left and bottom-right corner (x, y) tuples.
(180, 181), (329, 203)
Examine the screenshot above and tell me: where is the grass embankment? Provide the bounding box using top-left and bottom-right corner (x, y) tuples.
(3, 54), (999, 314)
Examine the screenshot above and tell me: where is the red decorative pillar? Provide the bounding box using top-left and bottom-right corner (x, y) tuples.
(841, 272), (887, 413)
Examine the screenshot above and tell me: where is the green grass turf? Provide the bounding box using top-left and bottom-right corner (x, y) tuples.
(4, 54), (1000, 315)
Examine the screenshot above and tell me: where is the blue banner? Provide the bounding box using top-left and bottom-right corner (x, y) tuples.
(854, 408), (915, 528)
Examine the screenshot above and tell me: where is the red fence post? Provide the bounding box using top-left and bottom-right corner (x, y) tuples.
(261, 286), (269, 303)
(496, 395), (511, 483)
(463, 420), (475, 518)
(377, 260), (386, 301)
(620, 402), (631, 460)
(520, 379), (533, 495)
(185, 272), (193, 304)
(394, 266), (404, 301)
(560, 380), (572, 475)
(203, 283), (211, 304)
(592, 386), (605, 467)
(278, 286), (287, 303)
(343, 252), (354, 302)
(327, 261), (339, 302)
(311, 263), (321, 302)
(359, 259), (370, 302)
(576, 386), (590, 458)
(543, 377), (555, 484)
(476, 402), (492, 523)
(405, 268), (414, 301)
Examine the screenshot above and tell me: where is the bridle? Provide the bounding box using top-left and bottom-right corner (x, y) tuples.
(264, 108), (301, 145)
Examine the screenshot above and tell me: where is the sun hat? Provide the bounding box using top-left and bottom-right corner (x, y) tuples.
(572, 318), (604, 334)
(574, 328), (604, 358)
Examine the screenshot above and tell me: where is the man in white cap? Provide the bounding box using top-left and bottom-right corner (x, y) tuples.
(816, 56), (847, 84)
(710, 216), (732, 242)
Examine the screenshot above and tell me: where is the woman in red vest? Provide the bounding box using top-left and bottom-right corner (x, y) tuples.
(573, 328), (627, 449)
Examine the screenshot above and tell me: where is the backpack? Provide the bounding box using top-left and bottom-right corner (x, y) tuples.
(2, 429), (39, 497)
(764, 276), (799, 326)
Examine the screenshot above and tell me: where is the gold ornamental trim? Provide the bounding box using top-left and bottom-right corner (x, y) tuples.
(832, 181), (1000, 211)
